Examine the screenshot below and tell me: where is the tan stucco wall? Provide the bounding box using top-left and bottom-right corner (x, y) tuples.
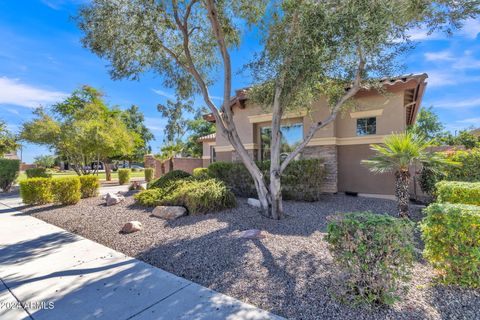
(337, 144), (395, 195)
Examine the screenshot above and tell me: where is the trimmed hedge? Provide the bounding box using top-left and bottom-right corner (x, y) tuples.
(79, 175), (100, 198)
(148, 170), (191, 189)
(144, 168), (154, 183)
(52, 177), (81, 205)
(436, 181), (480, 206)
(445, 148), (480, 182)
(207, 159), (326, 201)
(326, 212), (415, 305)
(25, 167), (51, 178)
(0, 159), (20, 192)
(192, 167), (210, 179)
(20, 178), (53, 205)
(421, 203), (480, 288)
(135, 178), (236, 214)
(118, 169), (131, 185)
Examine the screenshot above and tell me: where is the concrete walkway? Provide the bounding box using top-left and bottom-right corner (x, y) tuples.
(0, 193), (282, 320)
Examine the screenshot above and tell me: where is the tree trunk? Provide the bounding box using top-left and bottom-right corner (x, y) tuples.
(168, 158), (174, 172)
(395, 170), (410, 218)
(105, 160), (112, 181)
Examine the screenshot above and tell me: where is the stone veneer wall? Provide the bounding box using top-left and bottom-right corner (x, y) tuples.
(300, 145), (338, 193)
(230, 146), (337, 193)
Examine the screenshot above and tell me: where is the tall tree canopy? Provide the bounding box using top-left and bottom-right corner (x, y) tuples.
(0, 119), (19, 157)
(121, 105), (154, 161)
(77, 0), (479, 219)
(409, 106), (445, 140)
(21, 86), (138, 176)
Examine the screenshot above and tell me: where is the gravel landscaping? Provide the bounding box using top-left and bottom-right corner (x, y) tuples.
(19, 193), (480, 320)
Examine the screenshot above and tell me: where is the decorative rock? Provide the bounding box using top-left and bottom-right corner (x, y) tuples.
(240, 229), (265, 239)
(121, 221), (142, 233)
(105, 193), (125, 206)
(152, 206), (187, 220)
(247, 198), (261, 208)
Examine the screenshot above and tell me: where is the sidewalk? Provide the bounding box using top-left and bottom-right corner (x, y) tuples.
(0, 194), (283, 320)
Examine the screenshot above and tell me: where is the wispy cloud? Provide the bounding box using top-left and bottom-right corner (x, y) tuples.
(433, 97), (480, 108)
(460, 18), (480, 39)
(457, 117), (480, 124)
(152, 89), (175, 100)
(144, 117), (166, 133)
(0, 77), (67, 108)
(424, 50), (454, 61)
(407, 18), (480, 41)
(209, 95), (223, 102)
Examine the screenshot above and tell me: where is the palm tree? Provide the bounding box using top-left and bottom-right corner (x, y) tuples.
(362, 132), (446, 218)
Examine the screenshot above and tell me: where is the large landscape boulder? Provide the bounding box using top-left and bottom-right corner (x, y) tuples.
(121, 221), (142, 233)
(105, 193), (125, 206)
(247, 198), (261, 208)
(152, 206), (187, 220)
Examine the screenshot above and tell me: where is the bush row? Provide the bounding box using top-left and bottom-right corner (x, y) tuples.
(435, 181), (480, 206)
(421, 203), (480, 288)
(0, 159), (20, 192)
(136, 170), (236, 214)
(26, 167), (52, 178)
(19, 175), (100, 205)
(207, 159), (326, 201)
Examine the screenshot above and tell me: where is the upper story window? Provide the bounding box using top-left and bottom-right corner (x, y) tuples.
(356, 117), (376, 136)
(260, 123), (303, 161)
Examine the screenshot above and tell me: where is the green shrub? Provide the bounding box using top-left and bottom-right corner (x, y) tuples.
(418, 164), (446, 197)
(445, 148), (480, 182)
(52, 177), (81, 205)
(421, 203), (480, 288)
(326, 212), (415, 305)
(0, 159), (20, 192)
(208, 159), (326, 201)
(118, 169), (131, 185)
(144, 168), (154, 183)
(136, 178), (236, 214)
(192, 167), (210, 179)
(148, 170), (191, 189)
(79, 175), (100, 198)
(436, 181), (480, 205)
(25, 167), (52, 178)
(19, 178), (53, 205)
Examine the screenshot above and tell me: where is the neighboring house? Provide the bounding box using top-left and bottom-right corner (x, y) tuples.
(198, 73), (428, 196)
(2, 151), (19, 160)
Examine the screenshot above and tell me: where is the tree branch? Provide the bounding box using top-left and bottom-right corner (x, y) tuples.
(280, 46), (366, 173)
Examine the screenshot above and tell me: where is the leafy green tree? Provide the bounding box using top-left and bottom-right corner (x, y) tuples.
(362, 133), (449, 218)
(0, 119), (19, 157)
(157, 99), (193, 144)
(77, 0), (479, 219)
(21, 86), (137, 178)
(34, 155), (56, 168)
(456, 130), (479, 149)
(183, 111), (215, 158)
(121, 105), (154, 162)
(410, 106), (444, 140)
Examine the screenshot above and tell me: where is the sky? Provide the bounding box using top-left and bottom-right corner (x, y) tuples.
(0, 1), (479, 163)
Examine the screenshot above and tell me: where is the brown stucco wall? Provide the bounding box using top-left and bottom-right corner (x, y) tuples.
(337, 144), (395, 195)
(215, 151), (232, 162)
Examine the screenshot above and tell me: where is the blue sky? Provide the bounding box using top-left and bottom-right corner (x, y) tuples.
(0, 1), (479, 163)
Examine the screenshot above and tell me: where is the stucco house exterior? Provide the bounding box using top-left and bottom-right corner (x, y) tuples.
(198, 73), (428, 196)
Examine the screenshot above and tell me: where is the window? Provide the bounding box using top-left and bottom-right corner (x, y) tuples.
(260, 123), (303, 161)
(356, 117), (376, 136)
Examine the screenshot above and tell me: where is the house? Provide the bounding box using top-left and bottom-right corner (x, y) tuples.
(199, 73), (428, 196)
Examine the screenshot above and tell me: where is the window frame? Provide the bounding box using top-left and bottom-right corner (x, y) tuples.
(259, 122), (304, 161)
(356, 117), (377, 136)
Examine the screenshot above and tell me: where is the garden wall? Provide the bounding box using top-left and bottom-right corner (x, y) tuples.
(144, 154), (203, 178)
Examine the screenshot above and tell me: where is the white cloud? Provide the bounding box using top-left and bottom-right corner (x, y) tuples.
(0, 77), (67, 108)
(209, 95), (223, 101)
(457, 117), (480, 124)
(152, 89), (175, 100)
(144, 117), (166, 133)
(424, 50), (454, 61)
(433, 97), (480, 108)
(460, 18), (480, 39)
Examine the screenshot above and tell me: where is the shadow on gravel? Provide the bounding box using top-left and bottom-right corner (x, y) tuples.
(13, 204), (70, 216)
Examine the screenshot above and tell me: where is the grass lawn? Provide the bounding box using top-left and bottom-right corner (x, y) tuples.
(17, 170), (145, 182)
